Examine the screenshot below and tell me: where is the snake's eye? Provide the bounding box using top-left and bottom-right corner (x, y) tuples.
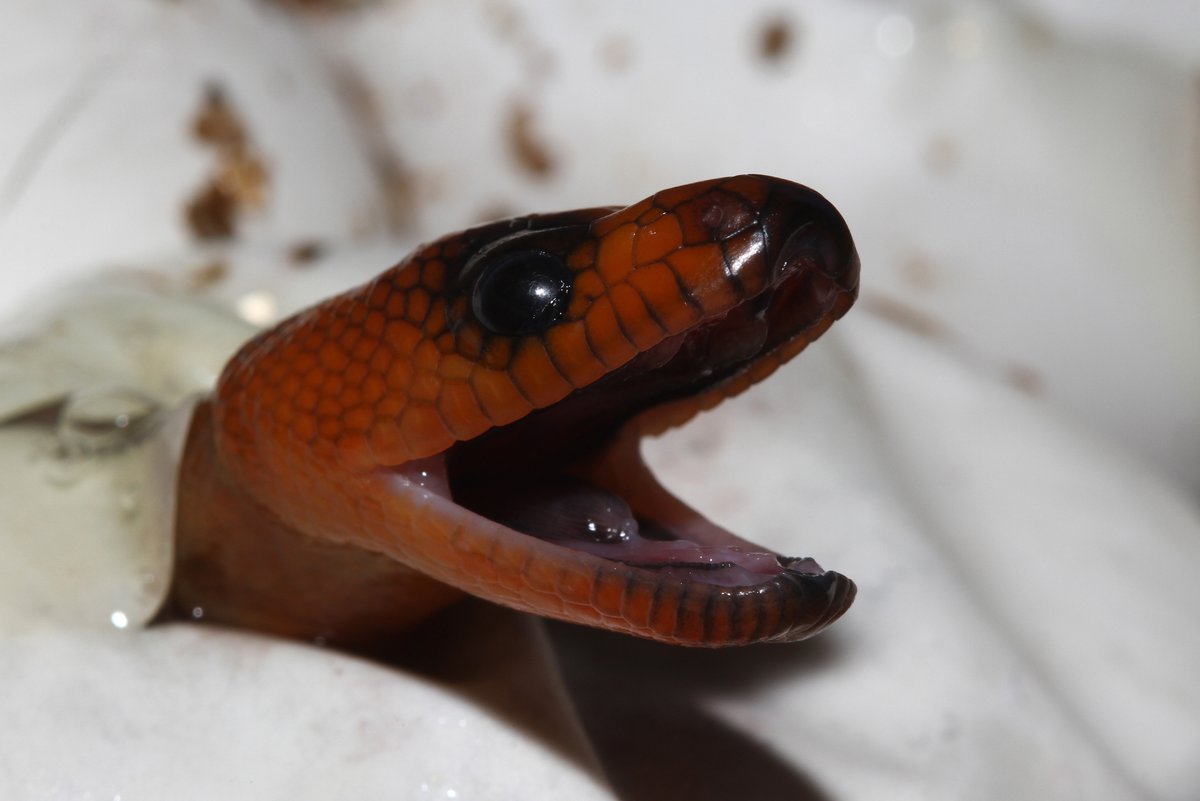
(471, 250), (573, 336)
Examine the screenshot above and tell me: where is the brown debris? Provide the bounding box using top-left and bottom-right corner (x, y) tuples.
(184, 83), (270, 242)
(334, 67), (417, 235)
(288, 240), (326, 267)
(507, 102), (556, 179)
(865, 295), (947, 340)
(1004, 363), (1045, 396)
(185, 184), (238, 241)
(757, 15), (798, 64)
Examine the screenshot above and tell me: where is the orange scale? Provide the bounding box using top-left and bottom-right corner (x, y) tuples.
(265, 361), (288, 385)
(435, 332), (456, 354)
(481, 338), (513, 370)
(646, 580), (684, 634)
(436, 381), (491, 439)
(595, 223), (637, 285)
(365, 281), (391, 310)
(301, 329), (326, 352)
(292, 415), (317, 442)
(369, 347), (393, 374)
(592, 199), (646, 236)
(618, 582), (654, 630)
(633, 213), (683, 264)
(385, 291), (405, 318)
(367, 417), (405, 463)
(544, 320), (607, 387)
(342, 405), (374, 432)
(274, 403), (294, 424)
(317, 416), (342, 440)
(399, 404), (455, 457)
(311, 438), (337, 462)
(636, 205), (666, 225)
(320, 374), (344, 397)
(279, 374), (301, 396)
(509, 340), (574, 406)
(555, 566), (593, 605)
(413, 339), (441, 372)
(589, 570), (630, 617)
(702, 592), (735, 643)
(325, 315), (348, 340)
(338, 326), (362, 351)
(363, 310), (385, 338)
(656, 177), (721, 210)
(721, 175), (771, 205)
(344, 361), (368, 384)
(302, 367), (325, 388)
(675, 609), (707, 644)
(667, 246), (740, 314)
(291, 350), (317, 374)
(361, 373), (386, 403)
(334, 432), (371, 468)
(410, 370), (442, 402)
(421, 259), (445, 292)
(315, 397), (342, 417)
(746, 351), (785, 385)
(385, 359), (413, 390)
(608, 283), (665, 350)
(777, 332), (815, 362)
(567, 239), (596, 271)
(438, 353), (474, 381)
(470, 368), (533, 425)
(383, 320), (420, 354)
(375, 392), (407, 419)
(394, 266), (419, 290)
(406, 289), (431, 324)
(455, 323), (484, 361)
(296, 387), (319, 412)
(627, 262), (703, 334)
(340, 387), (363, 408)
(439, 239), (463, 260)
(569, 271), (606, 315)
(583, 295), (639, 368)
(422, 299), (448, 335)
(520, 558), (564, 596)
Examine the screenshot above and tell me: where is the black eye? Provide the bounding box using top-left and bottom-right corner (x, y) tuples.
(471, 250), (573, 336)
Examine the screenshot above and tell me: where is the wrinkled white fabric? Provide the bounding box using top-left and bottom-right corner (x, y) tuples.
(1, 0), (1198, 799)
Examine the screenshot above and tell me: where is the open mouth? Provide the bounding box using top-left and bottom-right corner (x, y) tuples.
(391, 199), (860, 643)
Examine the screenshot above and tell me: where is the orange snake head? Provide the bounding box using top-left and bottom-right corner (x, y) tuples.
(208, 175), (859, 646)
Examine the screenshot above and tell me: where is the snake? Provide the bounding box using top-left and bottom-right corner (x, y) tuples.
(171, 175), (860, 647)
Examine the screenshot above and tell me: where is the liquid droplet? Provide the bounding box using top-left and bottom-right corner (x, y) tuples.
(56, 386), (163, 456)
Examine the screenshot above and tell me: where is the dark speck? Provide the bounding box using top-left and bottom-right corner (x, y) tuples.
(757, 15), (798, 64)
(288, 240), (326, 267)
(507, 102), (556, 179)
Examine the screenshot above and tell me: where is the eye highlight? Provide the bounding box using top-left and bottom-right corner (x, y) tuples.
(471, 250), (573, 336)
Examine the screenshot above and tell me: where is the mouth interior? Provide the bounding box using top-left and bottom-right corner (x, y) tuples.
(424, 261), (839, 590)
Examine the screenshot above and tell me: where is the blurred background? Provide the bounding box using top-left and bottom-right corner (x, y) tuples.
(1, 1), (1198, 800)
(2, 0), (1197, 490)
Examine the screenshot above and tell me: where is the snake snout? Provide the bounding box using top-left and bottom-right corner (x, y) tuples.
(759, 181), (859, 295)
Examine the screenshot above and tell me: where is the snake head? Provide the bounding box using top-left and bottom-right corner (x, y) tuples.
(207, 175), (859, 646)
